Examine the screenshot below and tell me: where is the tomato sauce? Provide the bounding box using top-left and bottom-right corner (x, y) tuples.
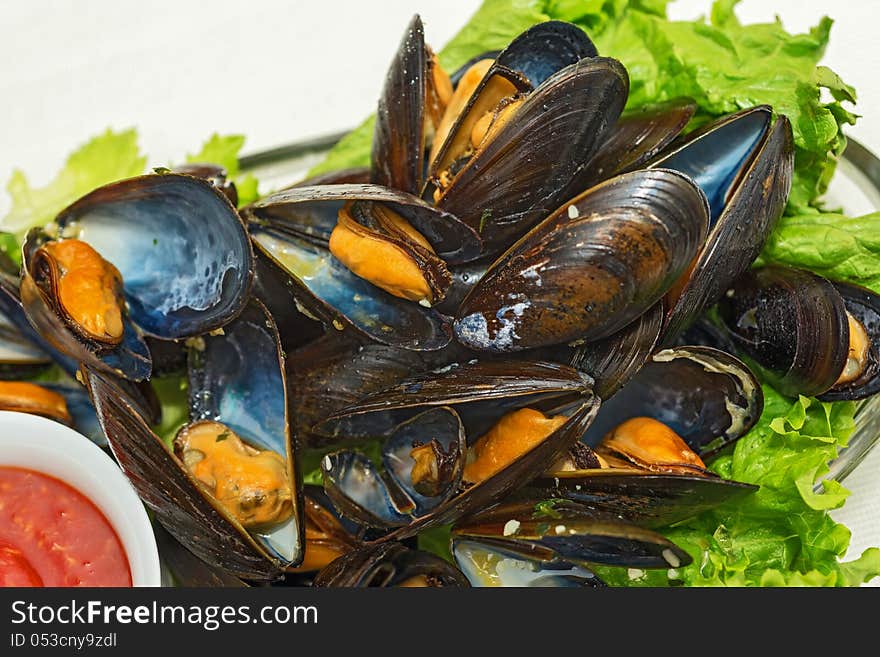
(0, 466), (131, 587)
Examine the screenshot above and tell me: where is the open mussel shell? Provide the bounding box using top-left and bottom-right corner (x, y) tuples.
(452, 539), (605, 587)
(436, 57), (630, 256)
(453, 498), (691, 570)
(20, 230), (153, 381)
(316, 358), (595, 439)
(252, 244), (326, 353)
(186, 298), (303, 566)
(250, 224), (453, 351)
(524, 469), (756, 529)
(245, 183), (481, 264)
(53, 172), (254, 340)
(314, 541), (470, 587)
(717, 266), (880, 400)
(83, 300), (302, 581)
(454, 169), (709, 352)
(317, 360), (600, 540)
(582, 346), (762, 458)
(322, 407), (465, 528)
(651, 107), (795, 343)
(495, 20), (598, 87)
(428, 21), (598, 193)
(560, 97), (697, 200)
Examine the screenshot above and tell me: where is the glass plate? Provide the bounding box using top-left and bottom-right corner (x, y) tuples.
(239, 131), (880, 488)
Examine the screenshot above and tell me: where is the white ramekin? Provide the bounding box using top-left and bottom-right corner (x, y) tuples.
(0, 410), (161, 587)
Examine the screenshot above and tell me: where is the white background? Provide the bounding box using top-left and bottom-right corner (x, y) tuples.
(2, 1), (878, 579)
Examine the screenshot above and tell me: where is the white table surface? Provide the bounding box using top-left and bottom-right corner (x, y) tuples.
(2, 0), (878, 581)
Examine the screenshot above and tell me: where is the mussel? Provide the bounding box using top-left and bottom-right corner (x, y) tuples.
(581, 345), (763, 458)
(648, 106), (795, 343)
(454, 169), (709, 352)
(451, 497), (691, 586)
(84, 299), (302, 581)
(717, 265), (880, 400)
(524, 414), (757, 528)
(19, 173), (255, 381)
(316, 360), (600, 539)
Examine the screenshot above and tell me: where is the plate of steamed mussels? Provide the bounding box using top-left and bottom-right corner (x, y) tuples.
(3, 16), (880, 588)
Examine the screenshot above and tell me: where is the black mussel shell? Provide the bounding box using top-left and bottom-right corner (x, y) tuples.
(582, 346), (763, 458)
(561, 97), (697, 201)
(322, 407), (465, 528)
(155, 524), (249, 588)
(314, 542), (470, 587)
(246, 183), (481, 264)
(452, 538), (606, 587)
(524, 469), (757, 529)
(653, 108), (795, 343)
(317, 360), (600, 540)
(371, 14), (429, 195)
(53, 173), (254, 340)
(186, 299), (303, 566)
(437, 57), (630, 256)
(819, 281), (880, 401)
(85, 367), (286, 581)
(20, 230), (153, 382)
(568, 302), (665, 400)
(250, 225), (453, 351)
(83, 300), (302, 581)
(454, 169), (708, 352)
(453, 498), (691, 570)
(718, 265), (879, 400)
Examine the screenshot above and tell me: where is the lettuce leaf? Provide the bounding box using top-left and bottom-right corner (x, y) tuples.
(760, 210), (880, 294)
(595, 387), (880, 586)
(309, 0), (855, 212)
(0, 128), (147, 238)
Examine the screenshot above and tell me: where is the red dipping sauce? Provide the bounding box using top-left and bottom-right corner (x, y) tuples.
(0, 466), (131, 587)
